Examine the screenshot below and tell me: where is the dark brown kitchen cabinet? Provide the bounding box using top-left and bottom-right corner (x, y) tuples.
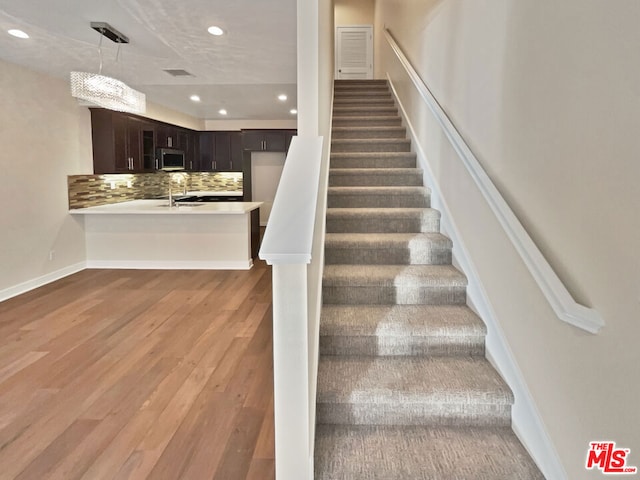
(214, 132), (243, 171)
(91, 109), (154, 173)
(177, 130), (197, 170)
(242, 129), (296, 152)
(197, 131), (243, 171)
(198, 132), (215, 171)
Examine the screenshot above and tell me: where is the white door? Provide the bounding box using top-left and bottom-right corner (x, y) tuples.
(335, 26), (373, 79)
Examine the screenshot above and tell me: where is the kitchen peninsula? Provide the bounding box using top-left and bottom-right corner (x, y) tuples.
(70, 198), (262, 270)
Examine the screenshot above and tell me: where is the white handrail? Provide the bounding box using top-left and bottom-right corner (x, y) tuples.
(384, 29), (605, 334)
(259, 136), (324, 265)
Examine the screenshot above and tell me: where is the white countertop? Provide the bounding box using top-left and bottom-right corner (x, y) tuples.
(185, 191), (243, 196)
(70, 199), (262, 215)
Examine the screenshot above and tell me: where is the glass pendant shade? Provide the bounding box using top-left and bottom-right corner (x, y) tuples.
(70, 71), (146, 114)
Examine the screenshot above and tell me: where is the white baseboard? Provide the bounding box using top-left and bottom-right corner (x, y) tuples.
(389, 76), (568, 480)
(85, 259), (253, 270)
(0, 262), (87, 303)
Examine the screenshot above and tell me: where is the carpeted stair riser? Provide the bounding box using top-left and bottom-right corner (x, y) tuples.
(333, 98), (395, 107)
(316, 356), (513, 427)
(314, 425), (545, 480)
(332, 126), (406, 139)
(327, 187), (429, 208)
(330, 152), (417, 169)
(332, 139), (411, 153)
(324, 233), (452, 265)
(334, 89), (391, 97)
(329, 168), (423, 187)
(320, 305), (486, 357)
(333, 106), (399, 117)
(332, 115), (402, 127)
(326, 208), (441, 234)
(322, 265), (467, 305)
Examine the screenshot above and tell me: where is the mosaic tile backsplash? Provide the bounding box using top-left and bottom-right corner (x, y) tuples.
(68, 172), (243, 209)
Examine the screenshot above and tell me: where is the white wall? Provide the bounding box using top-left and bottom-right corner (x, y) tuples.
(251, 152), (286, 225)
(335, 0), (374, 25)
(0, 59), (93, 298)
(375, 0), (640, 478)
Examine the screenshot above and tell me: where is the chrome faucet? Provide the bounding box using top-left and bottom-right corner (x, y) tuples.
(168, 172), (188, 206)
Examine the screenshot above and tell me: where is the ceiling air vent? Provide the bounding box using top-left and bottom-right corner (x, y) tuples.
(163, 69), (194, 77)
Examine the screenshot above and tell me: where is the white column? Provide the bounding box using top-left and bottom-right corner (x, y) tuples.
(272, 263), (310, 479)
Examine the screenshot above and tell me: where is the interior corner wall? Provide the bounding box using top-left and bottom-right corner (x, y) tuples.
(0, 59), (93, 298)
(374, 0), (640, 478)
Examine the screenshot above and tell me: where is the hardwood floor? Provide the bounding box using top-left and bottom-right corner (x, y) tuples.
(0, 262), (274, 480)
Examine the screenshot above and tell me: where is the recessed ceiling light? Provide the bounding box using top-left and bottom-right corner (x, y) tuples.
(190, 95), (201, 102)
(290, 109), (298, 115)
(278, 94), (287, 101)
(218, 109), (227, 115)
(207, 26), (224, 36)
(8, 29), (29, 39)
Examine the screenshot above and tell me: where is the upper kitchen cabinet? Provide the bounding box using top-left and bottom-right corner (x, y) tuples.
(197, 131), (243, 172)
(90, 109), (198, 173)
(242, 129), (296, 152)
(91, 109), (155, 174)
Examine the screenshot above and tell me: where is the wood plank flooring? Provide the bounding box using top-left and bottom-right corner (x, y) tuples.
(0, 261), (274, 480)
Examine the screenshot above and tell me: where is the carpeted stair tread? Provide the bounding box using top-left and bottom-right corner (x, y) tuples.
(324, 232), (451, 265)
(328, 186), (428, 195)
(322, 265), (467, 305)
(334, 90), (391, 97)
(316, 356), (513, 426)
(332, 116), (402, 127)
(330, 152), (417, 169)
(314, 425), (545, 480)
(327, 186), (430, 208)
(320, 304), (486, 356)
(333, 95), (393, 102)
(326, 208), (440, 233)
(329, 168), (423, 186)
(332, 126), (406, 139)
(323, 264), (466, 287)
(333, 106), (399, 117)
(332, 138), (411, 153)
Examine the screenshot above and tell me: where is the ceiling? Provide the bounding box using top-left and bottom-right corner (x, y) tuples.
(0, 0), (298, 121)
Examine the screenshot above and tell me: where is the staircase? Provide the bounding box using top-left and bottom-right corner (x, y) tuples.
(314, 80), (545, 479)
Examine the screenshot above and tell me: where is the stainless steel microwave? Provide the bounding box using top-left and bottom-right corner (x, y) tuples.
(156, 148), (185, 171)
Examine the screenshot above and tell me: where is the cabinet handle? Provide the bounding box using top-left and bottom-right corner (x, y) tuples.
(168, 137), (173, 147)
(155, 158), (158, 170)
(211, 161), (214, 170)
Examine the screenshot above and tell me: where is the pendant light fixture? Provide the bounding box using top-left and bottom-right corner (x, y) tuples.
(70, 22), (146, 114)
